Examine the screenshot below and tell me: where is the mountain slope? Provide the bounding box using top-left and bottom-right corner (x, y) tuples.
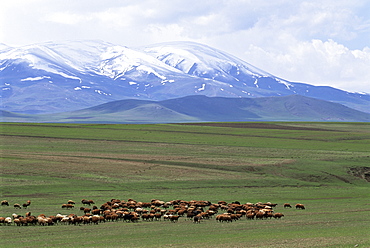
(2, 95), (369, 123)
(1, 40), (369, 114)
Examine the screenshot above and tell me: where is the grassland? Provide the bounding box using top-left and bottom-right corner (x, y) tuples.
(1, 122), (369, 247)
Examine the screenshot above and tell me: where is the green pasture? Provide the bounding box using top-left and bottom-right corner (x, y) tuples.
(1, 122), (369, 247)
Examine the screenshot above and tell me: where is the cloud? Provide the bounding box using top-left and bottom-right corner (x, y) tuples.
(243, 39), (370, 93)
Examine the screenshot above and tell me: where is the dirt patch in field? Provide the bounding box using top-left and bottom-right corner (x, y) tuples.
(179, 122), (336, 131)
(348, 167), (370, 182)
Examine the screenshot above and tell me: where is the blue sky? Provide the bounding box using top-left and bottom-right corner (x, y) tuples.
(1, 0), (369, 93)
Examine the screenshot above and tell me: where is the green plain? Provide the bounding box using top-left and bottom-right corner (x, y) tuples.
(1, 122), (369, 247)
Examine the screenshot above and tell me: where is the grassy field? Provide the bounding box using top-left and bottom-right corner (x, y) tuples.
(1, 122), (369, 247)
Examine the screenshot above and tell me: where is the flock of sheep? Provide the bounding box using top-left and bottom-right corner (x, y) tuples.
(0, 199), (305, 226)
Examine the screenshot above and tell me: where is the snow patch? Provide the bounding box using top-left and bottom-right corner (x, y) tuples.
(21, 76), (51, 81)
(197, 83), (206, 91)
(95, 89), (111, 96)
(276, 78), (293, 89)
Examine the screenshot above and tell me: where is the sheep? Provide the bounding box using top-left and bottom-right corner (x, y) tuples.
(255, 211), (266, 220)
(4, 217), (12, 225)
(83, 216), (91, 225)
(154, 213), (162, 221)
(14, 218), (21, 226)
(284, 203), (292, 208)
(193, 215), (202, 224)
(81, 199), (94, 205)
(83, 208), (91, 214)
(295, 203), (305, 210)
(13, 203), (22, 209)
(61, 204), (74, 209)
(169, 215), (180, 222)
(91, 215), (100, 224)
(1, 200), (9, 206)
(163, 214), (172, 221)
(91, 209), (101, 215)
(273, 213), (284, 219)
(216, 214), (232, 222)
(246, 213), (255, 220)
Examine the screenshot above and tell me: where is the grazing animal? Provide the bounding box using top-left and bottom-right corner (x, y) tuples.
(62, 204), (74, 209)
(295, 204), (305, 210)
(91, 209), (100, 215)
(193, 215), (202, 224)
(246, 213), (255, 220)
(273, 213), (284, 219)
(91, 215), (100, 224)
(81, 199), (94, 205)
(83, 208), (91, 214)
(13, 204), (22, 209)
(22, 200), (31, 209)
(283, 203), (292, 208)
(216, 214), (232, 222)
(169, 215), (180, 222)
(255, 211), (266, 220)
(1, 200), (9, 206)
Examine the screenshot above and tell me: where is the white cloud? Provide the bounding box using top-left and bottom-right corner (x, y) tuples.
(243, 39), (370, 93)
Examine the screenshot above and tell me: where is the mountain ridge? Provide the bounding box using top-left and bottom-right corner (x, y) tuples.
(2, 95), (369, 123)
(1, 40), (369, 115)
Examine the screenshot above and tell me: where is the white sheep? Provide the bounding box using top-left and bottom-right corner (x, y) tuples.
(4, 217), (12, 225)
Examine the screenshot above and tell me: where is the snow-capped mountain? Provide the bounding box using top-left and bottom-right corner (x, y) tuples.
(1, 40), (369, 114)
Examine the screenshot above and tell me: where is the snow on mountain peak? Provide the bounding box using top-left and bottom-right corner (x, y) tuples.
(98, 45), (183, 79)
(141, 41), (270, 79)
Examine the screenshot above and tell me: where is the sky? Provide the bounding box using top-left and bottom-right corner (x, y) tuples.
(1, 0), (370, 93)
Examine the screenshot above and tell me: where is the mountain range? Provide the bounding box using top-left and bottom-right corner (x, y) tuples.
(2, 95), (370, 123)
(1, 40), (369, 122)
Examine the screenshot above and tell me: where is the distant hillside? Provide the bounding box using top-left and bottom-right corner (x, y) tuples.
(2, 95), (370, 123)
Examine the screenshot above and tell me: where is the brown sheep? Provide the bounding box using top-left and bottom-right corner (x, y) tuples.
(246, 213), (255, 220)
(273, 213), (284, 219)
(91, 209), (101, 215)
(83, 208), (91, 214)
(169, 215), (180, 222)
(91, 215), (100, 224)
(193, 215), (201, 223)
(62, 204), (74, 209)
(284, 203), (292, 208)
(255, 211), (266, 220)
(216, 214), (232, 222)
(81, 199), (93, 205)
(154, 213), (162, 221)
(1, 200), (9, 206)
(22, 200), (31, 209)
(295, 204), (305, 210)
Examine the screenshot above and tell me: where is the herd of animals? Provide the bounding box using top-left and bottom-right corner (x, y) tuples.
(0, 199), (305, 226)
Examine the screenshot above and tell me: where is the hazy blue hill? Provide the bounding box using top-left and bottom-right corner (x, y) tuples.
(2, 95), (369, 123)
